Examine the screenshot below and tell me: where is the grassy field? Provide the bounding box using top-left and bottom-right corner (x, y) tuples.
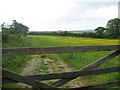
(2, 37), (31, 88)
(3, 36), (31, 73)
(28, 35), (119, 88)
(28, 35), (119, 47)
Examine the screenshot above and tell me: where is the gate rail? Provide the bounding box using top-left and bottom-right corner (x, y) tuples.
(2, 45), (120, 89)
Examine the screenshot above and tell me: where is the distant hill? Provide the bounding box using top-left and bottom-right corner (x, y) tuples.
(29, 30), (95, 33)
(69, 30), (95, 33)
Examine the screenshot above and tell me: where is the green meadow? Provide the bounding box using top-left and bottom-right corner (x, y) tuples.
(28, 35), (119, 87)
(28, 35), (119, 47)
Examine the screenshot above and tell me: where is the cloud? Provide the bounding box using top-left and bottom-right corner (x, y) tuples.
(84, 6), (117, 20)
(0, 0), (118, 31)
(52, 4), (117, 30)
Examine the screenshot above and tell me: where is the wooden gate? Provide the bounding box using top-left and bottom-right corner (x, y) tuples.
(2, 45), (120, 89)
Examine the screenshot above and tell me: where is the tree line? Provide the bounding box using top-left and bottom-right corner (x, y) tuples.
(28, 18), (120, 39)
(1, 18), (120, 41)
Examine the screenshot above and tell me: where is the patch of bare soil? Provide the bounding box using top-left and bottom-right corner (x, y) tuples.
(17, 54), (84, 88)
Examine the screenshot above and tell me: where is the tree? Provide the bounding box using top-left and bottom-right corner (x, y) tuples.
(95, 27), (106, 38)
(105, 18), (120, 39)
(2, 20), (29, 43)
(10, 20), (29, 36)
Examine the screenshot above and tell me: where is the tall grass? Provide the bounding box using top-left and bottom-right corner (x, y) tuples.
(2, 36), (31, 73)
(2, 36), (31, 88)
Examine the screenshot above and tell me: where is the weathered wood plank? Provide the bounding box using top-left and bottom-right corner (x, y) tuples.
(3, 67), (119, 82)
(79, 50), (120, 71)
(2, 45), (120, 56)
(2, 77), (17, 84)
(65, 81), (120, 89)
(52, 50), (120, 87)
(2, 68), (62, 89)
(25, 66), (120, 80)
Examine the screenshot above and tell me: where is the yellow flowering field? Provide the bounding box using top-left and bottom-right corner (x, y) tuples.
(28, 35), (119, 47)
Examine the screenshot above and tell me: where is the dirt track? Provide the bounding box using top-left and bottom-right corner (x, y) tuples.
(17, 55), (84, 88)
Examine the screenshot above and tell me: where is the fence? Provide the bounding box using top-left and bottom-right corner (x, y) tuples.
(2, 45), (120, 89)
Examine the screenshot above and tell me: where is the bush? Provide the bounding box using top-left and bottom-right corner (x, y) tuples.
(2, 33), (9, 43)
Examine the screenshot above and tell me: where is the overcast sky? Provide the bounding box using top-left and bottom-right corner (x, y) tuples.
(0, 0), (119, 31)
